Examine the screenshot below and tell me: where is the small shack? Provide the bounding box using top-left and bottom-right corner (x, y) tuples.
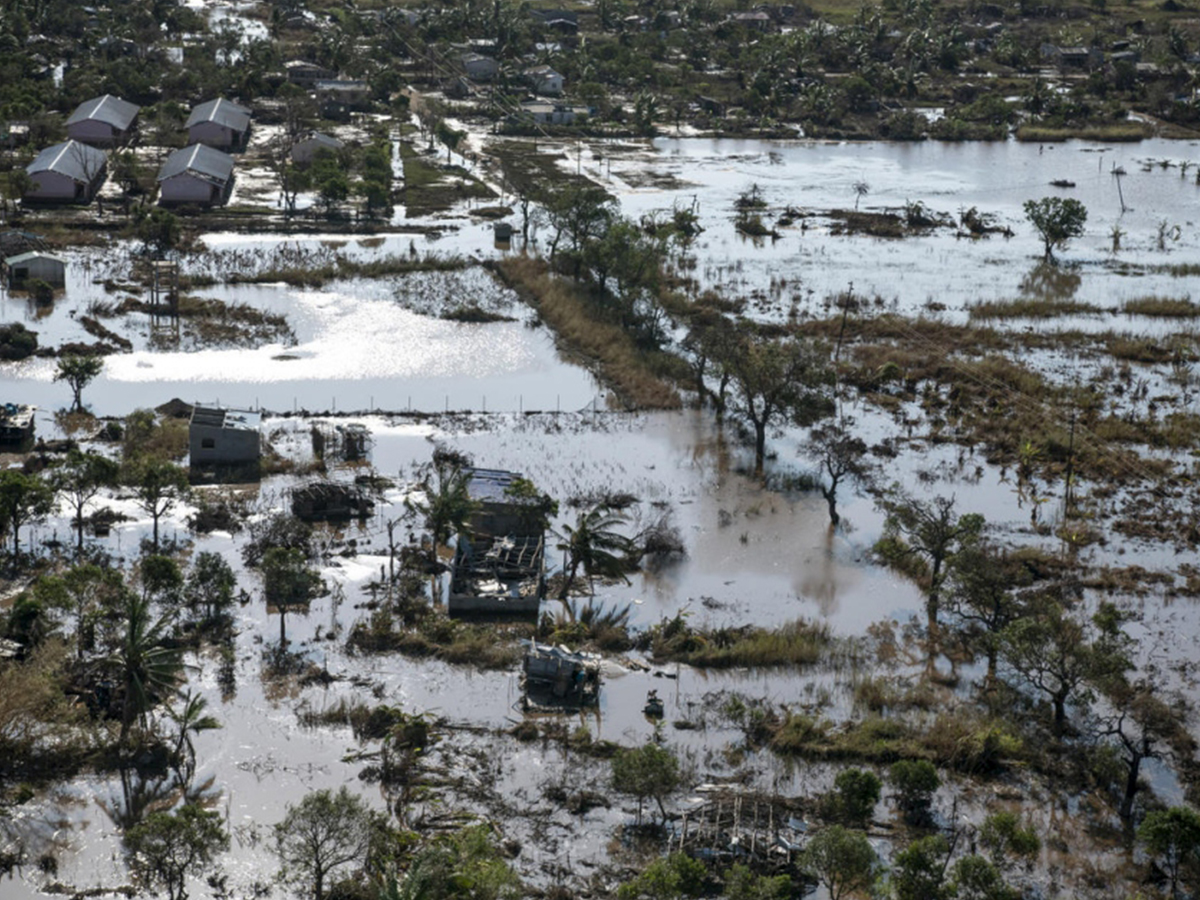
(157, 144), (235, 207)
(0, 403), (37, 445)
(189, 404), (260, 465)
(521, 642), (601, 707)
(65, 94), (140, 146)
(24, 140), (107, 203)
(462, 53), (499, 82)
(291, 131), (344, 166)
(185, 98), (251, 151)
(5, 251), (65, 289)
(291, 481), (375, 521)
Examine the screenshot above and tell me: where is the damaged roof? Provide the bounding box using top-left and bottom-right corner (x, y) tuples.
(157, 144), (235, 185)
(66, 94), (140, 130)
(185, 98), (251, 132)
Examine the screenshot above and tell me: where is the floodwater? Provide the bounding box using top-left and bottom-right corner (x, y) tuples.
(5, 134), (1200, 899)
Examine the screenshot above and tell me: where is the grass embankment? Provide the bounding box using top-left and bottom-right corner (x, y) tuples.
(1015, 121), (1152, 142)
(400, 142), (495, 217)
(194, 254), (469, 289)
(495, 255), (682, 410)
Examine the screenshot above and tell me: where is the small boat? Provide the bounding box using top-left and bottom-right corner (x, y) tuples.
(643, 691), (664, 718)
(1050, 179), (1075, 188)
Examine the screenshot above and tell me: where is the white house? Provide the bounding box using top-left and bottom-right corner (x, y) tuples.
(185, 98), (251, 151)
(518, 101), (586, 125)
(524, 65), (564, 96)
(65, 94), (140, 146)
(157, 144), (235, 206)
(25, 140), (107, 203)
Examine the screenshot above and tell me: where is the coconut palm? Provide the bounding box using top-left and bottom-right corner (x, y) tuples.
(555, 506), (633, 601)
(107, 592), (183, 746)
(168, 690), (220, 784)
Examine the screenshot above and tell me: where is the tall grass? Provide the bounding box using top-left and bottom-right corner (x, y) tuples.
(496, 255), (681, 410)
(649, 617), (832, 668)
(969, 298), (1102, 320)
(1122, 296), (1200, 318)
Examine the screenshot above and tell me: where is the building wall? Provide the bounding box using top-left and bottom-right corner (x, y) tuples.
(67, 120), (121, 146)
(25, 170), (82, 201)
(9, 257), (65, 287)
(189, 122), (241, 150)
(160, 174), (219, 205)
(190, 424), (260, 464)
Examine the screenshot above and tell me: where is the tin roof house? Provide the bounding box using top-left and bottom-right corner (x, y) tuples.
(157, 144), (235, 207)
(24, 140), (107, 203)
(5, 251), (66, 289)
(185, 98), (251, 151)
(65, 94), (140, 146)
(291, 131), (344, 165)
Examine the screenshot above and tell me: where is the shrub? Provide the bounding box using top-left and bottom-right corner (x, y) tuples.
(825, 768), (881, 826)
(889, 759), (940, 825)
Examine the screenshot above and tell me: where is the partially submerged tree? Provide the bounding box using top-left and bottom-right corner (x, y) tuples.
(803, 419), (872, 527)
(124, 459), (190, 552)
(262, 546), (322, 646)
(801, 825), (876, 900)
(54, 355), (105, 414)
(1001, 599), (1128, 737)
(947, 545), (1034, 692)
(124, 804), (229, 900)
(876, 492), (984, 667)
(724, 329), (833, 477)
(106, 592), (183, 746)
(0, 469), (54, 558)
(556, 505), (633, 601)
(611, 741), (680, 825)
(184, 551), (237, 625)
(1023, 197), (1087, 264)
(275, 786), (376, 900)
(51, 449), (120, 556)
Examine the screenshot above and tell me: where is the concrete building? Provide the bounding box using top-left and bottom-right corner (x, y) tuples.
(157, 144), (235, 206)
(189, 404), (261, 466)
(314, 79), (370, 118)
(4, 251), (66, 289)
(518, 101), (585, 125)
(65, 94), (140, 146)
(24, 140), (107, 203)
(185, 98), (251, 151)
(291, 131), (344, 165)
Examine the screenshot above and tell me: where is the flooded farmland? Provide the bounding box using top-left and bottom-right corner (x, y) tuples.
(4, 135), (1200, 900)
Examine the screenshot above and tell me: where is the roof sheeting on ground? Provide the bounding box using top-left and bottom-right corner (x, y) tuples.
(157, 144), (235, 185)
(26, 141), (107, 182)
(65, 94), (140, 130)
(185, 98), (251, 132)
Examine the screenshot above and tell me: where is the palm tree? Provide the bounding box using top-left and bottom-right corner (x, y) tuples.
(168, 690), (220, 785)
(107, 592), (183, 747)
(556, 506), (633, 602)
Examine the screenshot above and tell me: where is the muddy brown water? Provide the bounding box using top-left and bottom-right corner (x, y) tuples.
(4, 135), (1200, 898)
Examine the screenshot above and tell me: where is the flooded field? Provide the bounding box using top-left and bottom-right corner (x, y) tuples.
(3, 135), (1200, 900)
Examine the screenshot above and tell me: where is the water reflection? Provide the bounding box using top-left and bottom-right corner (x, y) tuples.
(1019, 262), (1082, 301)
